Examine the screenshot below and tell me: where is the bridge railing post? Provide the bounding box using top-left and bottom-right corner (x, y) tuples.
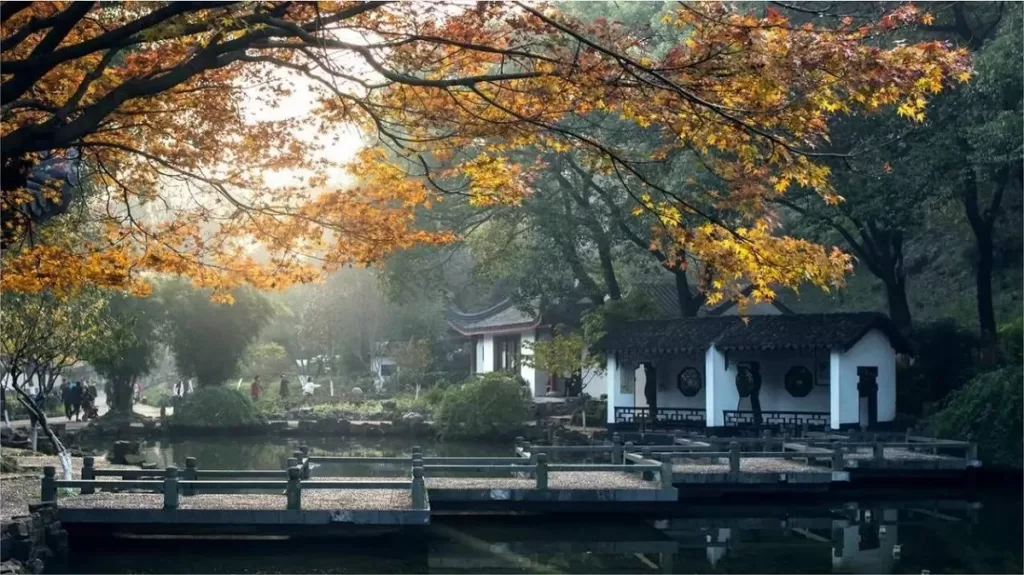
(611, 433), (621, 464)
(293, 450), (310, 480)
(411, 465), (426, 510)
(163, 466), (179, 510)
(967, 443), (978, 464)
(286, 466), (301, 511)
(728, 442), (741, 473)
(873, 442), (885, 462)
(41, 466), (56, 503)
(660, 458), (673, 489)
(514, 436), (524, 452)
(286, 457), (298, 473)
(832, 444), (844, 470)
(184, 457), (197, 495)
(535, 453), (548, 490)
(623, 441), (634, 466)
(82, 456), (95, 494)
(641, 446), (653, 480)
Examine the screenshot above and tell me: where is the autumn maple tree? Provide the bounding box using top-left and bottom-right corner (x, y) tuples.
(1, 1), (971, 303)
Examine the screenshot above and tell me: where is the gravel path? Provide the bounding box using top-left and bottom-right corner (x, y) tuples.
(845, 448), (953, 461)
(58, 490), (413, 511)
(672, 458), (820, 474)
(1, 476), (39, 520)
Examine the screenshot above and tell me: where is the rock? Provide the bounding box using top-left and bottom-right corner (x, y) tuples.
(123, 453), (146, 465)
(350, 387), (363, 399)
(401, 412), (425, 423)
(109, 440), (141, 464)
(141, 462), (158, 470)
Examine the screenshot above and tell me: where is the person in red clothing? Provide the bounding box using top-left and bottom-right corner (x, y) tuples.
(250, 375), (263, 401)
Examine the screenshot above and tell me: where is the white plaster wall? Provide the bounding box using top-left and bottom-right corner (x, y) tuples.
(654, 354), (706, 410)
(519, 330), (539, 397)
(473, 338), (485, 374)
(478, 335), (494, 374)
(830, 351), (843, 430)
(707, 347), (830, 426)
(836, 328), (897, 424)
(606, 353), (636, 423)
(605, 354), (618, 423)
(705, 346), (734, 426)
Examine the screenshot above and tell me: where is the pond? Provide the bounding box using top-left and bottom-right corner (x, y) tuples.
(63, 497), (1022, 574)
(64, 437), (1022, 574)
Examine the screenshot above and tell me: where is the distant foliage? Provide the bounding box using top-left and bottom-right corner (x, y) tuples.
(171, 387), (265, 428)
(242, 342), (292, 380)
(898, 320), (980, 416)
(928, 366), (1023, 468)
(434, 373), (530, 439)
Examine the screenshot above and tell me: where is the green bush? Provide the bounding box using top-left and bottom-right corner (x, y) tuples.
(434, 372), (530, 439)
(927, 365), (1023, 468)
(170, 386), (265, 427)
(998, 317), (1023, 365)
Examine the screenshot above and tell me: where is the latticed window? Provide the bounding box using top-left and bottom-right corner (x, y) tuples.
(494, 335), (521, 373)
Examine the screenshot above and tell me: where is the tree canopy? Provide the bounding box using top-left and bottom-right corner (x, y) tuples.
(1, 1), (971, 306)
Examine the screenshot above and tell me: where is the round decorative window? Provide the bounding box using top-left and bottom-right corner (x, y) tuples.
(735, 365), (754, 398)
(677, 367), (702, 397)
(785, 366), (814, 398)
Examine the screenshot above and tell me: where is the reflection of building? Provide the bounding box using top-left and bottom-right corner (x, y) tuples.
(832, 509), (899, 574)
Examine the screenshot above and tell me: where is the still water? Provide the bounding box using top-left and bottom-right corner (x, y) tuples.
(66, 437), (1023, 574)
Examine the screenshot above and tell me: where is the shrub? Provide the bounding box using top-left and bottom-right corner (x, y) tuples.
(170, 386), (265, 427)
(434, 372), (530, 439)
(998, 317), (1023, 365)
(927, 365), (1023, 468)
(898, 320), (980, 416)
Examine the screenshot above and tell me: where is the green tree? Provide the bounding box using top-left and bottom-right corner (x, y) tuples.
(160, 281), (274, 386)
(83, 292), (163, 414)
(240, 342), (291, 381)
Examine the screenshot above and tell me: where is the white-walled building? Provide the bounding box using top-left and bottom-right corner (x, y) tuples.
(595, 313), (908, 431)
(446, 299), (553, 398)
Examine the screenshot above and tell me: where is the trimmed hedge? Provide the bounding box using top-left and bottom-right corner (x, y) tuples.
(434, 372), (530, 439)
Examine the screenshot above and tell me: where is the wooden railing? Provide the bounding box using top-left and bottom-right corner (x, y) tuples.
(44, 448), (429, 511)
(613, 407), (706, 428)
(634, 440), (846, 471)
(723, 410), (830, 430)
(513, 437), (673, 488)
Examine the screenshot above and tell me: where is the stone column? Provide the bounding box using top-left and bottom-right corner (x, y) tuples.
(605, 353), (618, 425)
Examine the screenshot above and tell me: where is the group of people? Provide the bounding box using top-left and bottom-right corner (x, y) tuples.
(60, 380), (99, 422)
(173, 379), (195, 399)
(249, 374), (318, 401)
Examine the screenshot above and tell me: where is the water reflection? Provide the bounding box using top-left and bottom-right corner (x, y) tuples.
(67, 499), (1022, 574)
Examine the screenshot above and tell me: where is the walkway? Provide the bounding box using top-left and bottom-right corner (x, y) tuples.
(2, 394), (171, 431)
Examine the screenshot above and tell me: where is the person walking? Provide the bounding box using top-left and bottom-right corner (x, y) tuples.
(0, 383), (9, 427)
(69, 380), (83, 422)
(250, 375), (263, 401)
(279, 374), (289, 400)
(61, 380), (73, 421)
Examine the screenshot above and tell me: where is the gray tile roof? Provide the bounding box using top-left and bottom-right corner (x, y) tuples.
(446, 299), (540, 335)
(592, 312), (908, 358)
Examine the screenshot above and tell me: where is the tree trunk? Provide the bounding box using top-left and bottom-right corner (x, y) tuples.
(975, 225), (997, 364)
(111, 377), (134, 414)
(596, 239), (622, 300)
(961, 166), (1007, 364)
(884, 276), (913, 339)
(673, 270), (704, 317)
